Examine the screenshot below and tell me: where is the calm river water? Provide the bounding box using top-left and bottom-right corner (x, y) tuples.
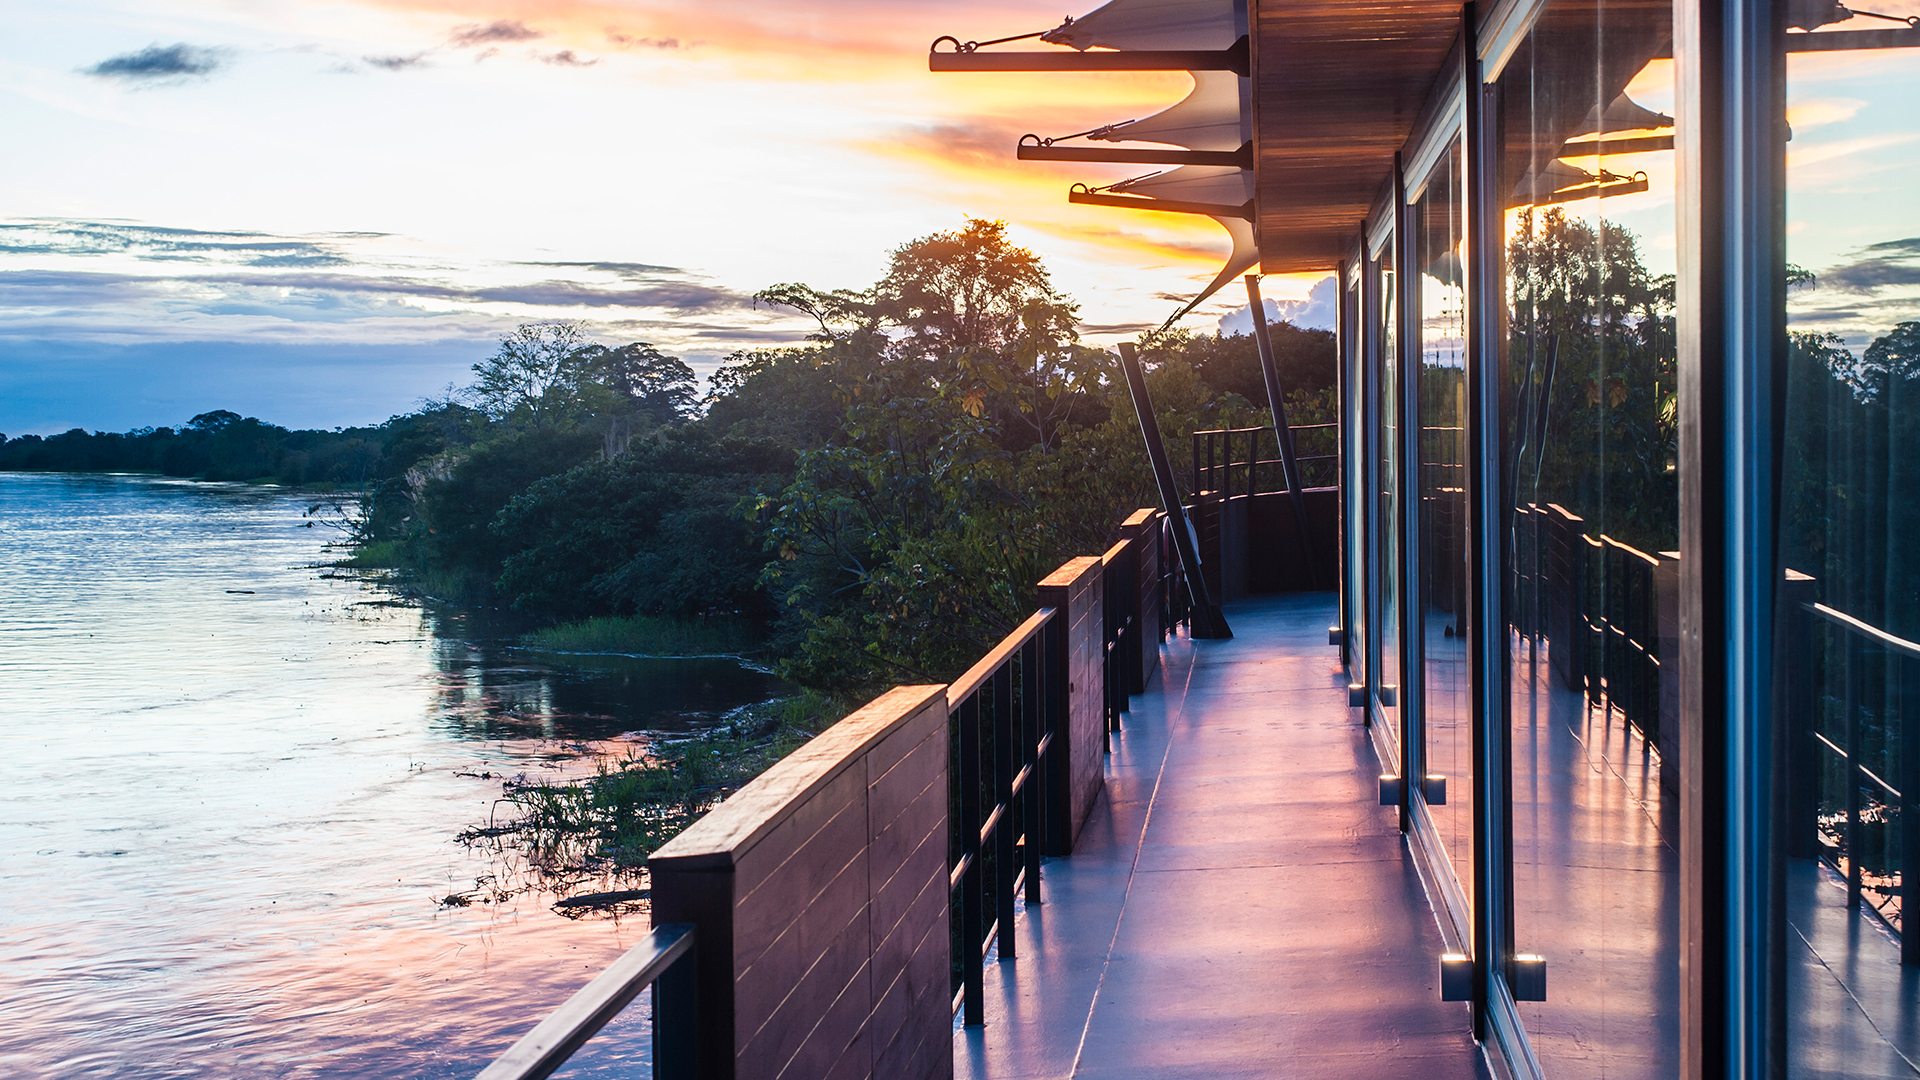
(0, 472), (786, 1078)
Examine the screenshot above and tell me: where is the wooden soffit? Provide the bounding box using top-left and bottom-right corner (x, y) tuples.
(1252, 0), (1465, 272)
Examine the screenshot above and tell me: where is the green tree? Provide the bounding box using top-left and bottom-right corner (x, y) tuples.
(471, 321), (595, 429)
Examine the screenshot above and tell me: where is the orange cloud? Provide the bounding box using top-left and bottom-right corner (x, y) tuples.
(348, 0), (1064, 73)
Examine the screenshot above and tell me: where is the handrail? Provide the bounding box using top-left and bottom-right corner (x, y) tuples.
(485, 507), (1169, 1069)
(1808, 602), (1920, 660)
(948, 608), (1055, 708)
(1191, 423), (1337, 436)
(478, 923), (696, 1080)
(1792, 595), (1920, 944)
(1190, 424), (1339, 500)
(947, 600), (1060, 1025)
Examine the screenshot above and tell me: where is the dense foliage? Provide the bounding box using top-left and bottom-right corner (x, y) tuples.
(0, 220), (1336, 691)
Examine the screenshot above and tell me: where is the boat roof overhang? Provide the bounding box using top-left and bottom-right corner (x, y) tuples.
(1251, 0), (1466, 272)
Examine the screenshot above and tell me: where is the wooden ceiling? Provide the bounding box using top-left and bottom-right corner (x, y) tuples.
(1252, 0), (1465, 272)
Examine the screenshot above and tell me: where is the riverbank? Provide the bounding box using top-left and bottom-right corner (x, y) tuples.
(457, 691), (844, 902)
(521, 613), (765, 658)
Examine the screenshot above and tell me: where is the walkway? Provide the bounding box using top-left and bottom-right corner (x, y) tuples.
(955, 593), (1488, 1079)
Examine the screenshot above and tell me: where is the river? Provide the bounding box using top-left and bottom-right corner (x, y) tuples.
(0, 472), (786, 1078)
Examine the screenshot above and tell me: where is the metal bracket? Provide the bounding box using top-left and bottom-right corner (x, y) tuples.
(1348, 682), (1366, 707)
(929, 34), (1250, 74)
(1117, 342), (1231, 639)
(1068, 190), (1255, 220)
(1421, 774), (1448, 805)
(1328, 625), (1345, 646)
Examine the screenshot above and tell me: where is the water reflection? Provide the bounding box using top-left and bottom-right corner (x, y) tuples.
(0, 472), (785, 1077)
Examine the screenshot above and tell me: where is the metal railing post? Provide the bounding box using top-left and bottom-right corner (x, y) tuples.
(1845, 627), (1863, 910)
(1902, 651), (1918, 964)
(1019, 635), (1044, 905)
(992, 667), (1018, 961)
(654, 941), (698, 1080)
(956, 694), (986, 1025)
(1784, 592), (1819, 860)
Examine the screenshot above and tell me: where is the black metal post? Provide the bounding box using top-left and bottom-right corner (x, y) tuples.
(1246, 274), (1321, 577)
(1020, 635), (1044, 905)
(1118, 342), (1232, 639)
(992, 667), (1017, 961)
(1893, 649), (1920, 964)
(653, 940), (698, 1080)
(956, 694), (985, 1025)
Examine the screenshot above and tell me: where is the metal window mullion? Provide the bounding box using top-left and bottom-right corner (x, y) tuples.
(1397, 150), (1424, 825)
(1674, 0), (1787, 1073)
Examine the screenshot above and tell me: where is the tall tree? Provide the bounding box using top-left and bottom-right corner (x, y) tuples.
(471, 321), (594, 428)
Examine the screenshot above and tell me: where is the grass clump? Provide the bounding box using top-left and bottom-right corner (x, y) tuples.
(336, 539), (403, 568)
(464, 691), (844, 876)
(523, 614), (762, 657)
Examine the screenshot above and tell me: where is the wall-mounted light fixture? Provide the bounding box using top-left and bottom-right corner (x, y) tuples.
(1379, 774), (1404, 806)
(1439, 953), (1472, 1001)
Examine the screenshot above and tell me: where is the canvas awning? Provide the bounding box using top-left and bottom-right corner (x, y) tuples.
(1089, 70), (1249, 152)
(1041, 0), (1242, 52)
(1108, 163), (1253, 204)
(933, 0), (1257, 326)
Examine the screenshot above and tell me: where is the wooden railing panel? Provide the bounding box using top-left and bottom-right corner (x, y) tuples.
(1123, 509), (1163, 687)
(1038, 556), (1105, 853)
(649, 685), (951, 1080)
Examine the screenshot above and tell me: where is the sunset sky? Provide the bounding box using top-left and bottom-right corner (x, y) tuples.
(0, 0), (1332, 433)
(4, 2), (1913, 435)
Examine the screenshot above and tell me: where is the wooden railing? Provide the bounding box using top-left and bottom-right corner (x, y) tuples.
(1190, 423), (1338, 498)
(1784, 591), (1920, 958)
(1518, 503), (1668, 752)
(947, 609), (1057, 1026)
(481, 507), (1179, 1079)
(479, 925), (697, 1080)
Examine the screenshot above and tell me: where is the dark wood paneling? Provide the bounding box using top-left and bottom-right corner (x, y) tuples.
(1124, 509), (1164, 685)
(648, 685), (952, 1080)
(1038, 556), (1106, 846)
(1252, 0), (1463, 271)
(1242, 488), (1341, 592)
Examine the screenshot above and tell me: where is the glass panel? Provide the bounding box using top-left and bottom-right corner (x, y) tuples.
(1375, 235), (1402, 750)
(1496, 2), (1681, 1073)
(1347, 274), (1369, 687)
(1415, 138), (1472, 899)
(1776, 9), (1920, 1075)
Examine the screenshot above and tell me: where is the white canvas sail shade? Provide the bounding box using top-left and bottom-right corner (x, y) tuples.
(1041, 0), (1241, 52)
(1109, 163), (1253, 206)
(1089, 70), (1248, 151)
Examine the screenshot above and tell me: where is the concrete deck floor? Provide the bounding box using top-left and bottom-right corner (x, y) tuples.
(955, 593), (1488, 1080)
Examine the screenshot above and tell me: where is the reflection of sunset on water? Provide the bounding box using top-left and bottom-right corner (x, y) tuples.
(0, 474), (776, 1076)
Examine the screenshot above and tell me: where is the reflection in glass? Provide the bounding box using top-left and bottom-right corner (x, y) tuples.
(1416, 140), (1473, 901)
(1776, 10), (1920, 1074)
(1497, 2), (1680, 1073)
(1376, 238), (1403, 750)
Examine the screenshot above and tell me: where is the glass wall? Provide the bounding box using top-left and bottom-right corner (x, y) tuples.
(1345, 267), (1369, 693)
(1493, 2), (1681, 1073)
(1414, 138), (1473, 899)
(1375, 231), (1403, 753)
(1774, 10), (1920, 1075)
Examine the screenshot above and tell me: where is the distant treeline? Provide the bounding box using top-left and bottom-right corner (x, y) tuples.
(2, 220), (1337, 691)
(0, 409), (435, 487)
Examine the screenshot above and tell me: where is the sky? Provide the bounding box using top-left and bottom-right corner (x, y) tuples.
(0, 0), (1333, 435)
